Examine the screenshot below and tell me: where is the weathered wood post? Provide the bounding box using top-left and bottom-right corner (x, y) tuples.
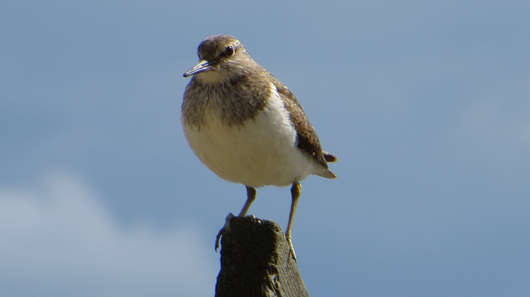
(215, 216), (310, 297)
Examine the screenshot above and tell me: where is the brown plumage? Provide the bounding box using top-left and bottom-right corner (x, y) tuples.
(182, 35), (337, 261)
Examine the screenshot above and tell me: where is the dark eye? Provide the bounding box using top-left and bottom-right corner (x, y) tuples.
(224, 45), (235, 57)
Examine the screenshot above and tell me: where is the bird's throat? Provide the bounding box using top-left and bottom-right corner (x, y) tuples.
(196, 71), (229, 84)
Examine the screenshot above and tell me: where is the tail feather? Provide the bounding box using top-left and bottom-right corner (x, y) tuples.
(316, 168), (337, 179)
(317, 150), (338, 179)
(323, 151), (338, 163)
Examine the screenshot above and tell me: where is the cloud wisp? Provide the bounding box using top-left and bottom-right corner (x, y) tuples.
(0, 172), (216, 297)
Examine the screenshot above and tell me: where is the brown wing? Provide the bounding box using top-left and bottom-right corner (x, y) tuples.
(270, 76), (337, 177)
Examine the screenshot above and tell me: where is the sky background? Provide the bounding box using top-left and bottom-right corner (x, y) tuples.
(1, 0), (530, 296)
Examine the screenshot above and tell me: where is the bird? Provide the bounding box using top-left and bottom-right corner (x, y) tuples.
(181, 35), (337, 261)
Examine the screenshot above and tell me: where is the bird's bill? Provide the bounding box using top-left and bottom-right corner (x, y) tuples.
(183, 60), (212, 77)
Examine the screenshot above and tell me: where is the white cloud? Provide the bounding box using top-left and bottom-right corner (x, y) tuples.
(0, 172), (217, 297)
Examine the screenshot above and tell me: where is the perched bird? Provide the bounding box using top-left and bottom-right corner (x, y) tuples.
(182, 35), (337, 260)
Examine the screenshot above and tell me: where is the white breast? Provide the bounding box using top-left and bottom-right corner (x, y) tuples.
(182, 84), (317, 188)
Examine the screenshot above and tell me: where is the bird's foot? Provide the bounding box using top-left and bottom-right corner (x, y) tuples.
(215, 213), (258, 251)
(215, 213), (236, 251)
(286, 235), (297, 262)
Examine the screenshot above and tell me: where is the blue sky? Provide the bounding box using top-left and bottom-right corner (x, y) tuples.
(1, 1), (530, 296)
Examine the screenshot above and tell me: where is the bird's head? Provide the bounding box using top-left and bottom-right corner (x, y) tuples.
(183, 35), (251, 84)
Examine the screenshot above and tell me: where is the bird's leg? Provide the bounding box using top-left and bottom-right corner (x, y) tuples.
(286, 181), (301, 261)
(238, 186), (257, 217)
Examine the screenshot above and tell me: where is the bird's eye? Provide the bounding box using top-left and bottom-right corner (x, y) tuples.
(224, 45), (235, 57)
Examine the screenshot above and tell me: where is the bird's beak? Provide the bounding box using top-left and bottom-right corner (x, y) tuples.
(183, 60), (212, 77)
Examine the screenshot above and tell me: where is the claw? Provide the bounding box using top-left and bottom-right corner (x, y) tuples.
(215, 213), (236, 251)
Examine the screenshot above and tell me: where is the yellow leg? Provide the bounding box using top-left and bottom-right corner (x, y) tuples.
(286, 182), (301, 261)
(238, 186), (256, 217)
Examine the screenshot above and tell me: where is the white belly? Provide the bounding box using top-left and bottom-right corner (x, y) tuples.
(182, 88), (316, 188)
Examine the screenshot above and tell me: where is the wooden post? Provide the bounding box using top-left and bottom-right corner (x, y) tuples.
(215, 215), (310, 297)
